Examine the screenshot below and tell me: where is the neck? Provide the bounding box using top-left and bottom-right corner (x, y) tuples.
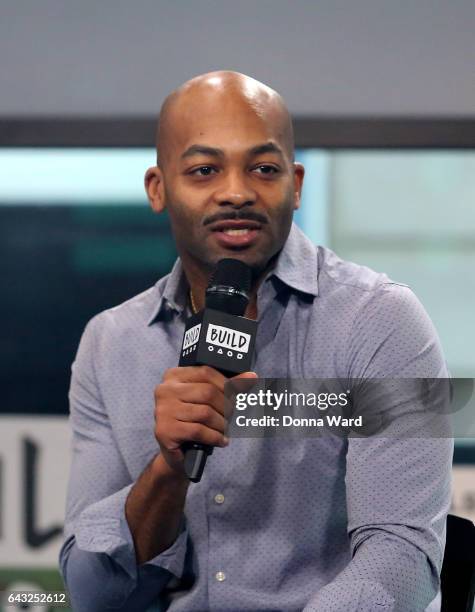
(189, 282), (259, 320)
(182, 253), (278, 321)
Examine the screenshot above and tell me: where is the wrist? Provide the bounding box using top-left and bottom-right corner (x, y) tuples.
(151, 453), (189, 487)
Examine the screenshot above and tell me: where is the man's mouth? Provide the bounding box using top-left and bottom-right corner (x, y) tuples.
(208, 220), (263, 248)
(222, 228), (252, 236)
(209, 220), (262, 232)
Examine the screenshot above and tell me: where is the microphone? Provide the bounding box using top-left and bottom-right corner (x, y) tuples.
(178, 259), (258, 482)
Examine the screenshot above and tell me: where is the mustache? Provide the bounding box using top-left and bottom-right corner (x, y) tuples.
(203, 210), (268, 227)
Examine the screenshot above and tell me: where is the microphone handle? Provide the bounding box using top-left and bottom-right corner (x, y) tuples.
(183, 442), (213, 483)
(183, 365), (232, 483)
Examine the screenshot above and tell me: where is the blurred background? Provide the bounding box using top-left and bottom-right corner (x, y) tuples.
(0, 1), (474, 609)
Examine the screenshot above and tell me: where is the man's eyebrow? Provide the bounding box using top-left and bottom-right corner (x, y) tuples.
(248, 142), (285, 158)
(180, 142), (285, 161)
(181, 145), (225, 160)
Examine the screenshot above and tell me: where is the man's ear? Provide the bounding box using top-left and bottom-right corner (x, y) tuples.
(293, 162), (305, 211)
(144, 166), (166, 214)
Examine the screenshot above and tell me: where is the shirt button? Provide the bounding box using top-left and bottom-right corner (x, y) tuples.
(215, 571), (226, 582)
(214, 493), (225, 504)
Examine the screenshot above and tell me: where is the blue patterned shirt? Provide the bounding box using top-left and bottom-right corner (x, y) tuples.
(59, 223), (451, 611)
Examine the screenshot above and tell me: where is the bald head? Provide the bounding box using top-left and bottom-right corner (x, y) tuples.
(156, 71), (294, 167)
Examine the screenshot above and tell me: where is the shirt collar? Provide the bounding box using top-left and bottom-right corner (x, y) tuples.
(267, 222), (319, 297)
(147, 222), (319, 326)
(146, 258), (189, 325)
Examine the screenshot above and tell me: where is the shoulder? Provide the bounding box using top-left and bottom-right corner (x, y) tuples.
(316, 245), (420, 324)
(315, 247), (445, 377)
(80, 273), (170, 348)
(317, 245), (407, 295)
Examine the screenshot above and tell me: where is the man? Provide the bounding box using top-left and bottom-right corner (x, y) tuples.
(60, 71), (452, 611)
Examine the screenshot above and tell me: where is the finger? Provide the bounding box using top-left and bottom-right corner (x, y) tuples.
(164, 366), (227, 392)
(223, 392), (236, 420)
(226, 371), (259, 398)
(232, 371), (258, 379)
(175, 403), (227, 435)
(175, 421), (228, 448)
(173, 382), (226, 416)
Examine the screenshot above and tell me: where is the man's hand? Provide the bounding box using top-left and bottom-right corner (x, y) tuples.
(154, 366), (257, 475)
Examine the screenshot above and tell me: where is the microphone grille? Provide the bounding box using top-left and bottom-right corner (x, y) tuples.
(210, 258), (252, 292)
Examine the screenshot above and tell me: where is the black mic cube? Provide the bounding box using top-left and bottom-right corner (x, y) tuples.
(179, 308), (257, 375)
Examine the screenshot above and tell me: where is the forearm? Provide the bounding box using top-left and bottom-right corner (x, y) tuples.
(125, 453), (190, 564)
(60, 480), (190, 611)
(304, 529), (438, 612)
(63, 540), (173, 612)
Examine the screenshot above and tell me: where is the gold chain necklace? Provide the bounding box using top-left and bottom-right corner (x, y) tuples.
(189, 289), (198, 314)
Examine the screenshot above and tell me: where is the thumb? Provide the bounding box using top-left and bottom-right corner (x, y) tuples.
(226, 371), (258, 406)
(232, 371), (258, 379)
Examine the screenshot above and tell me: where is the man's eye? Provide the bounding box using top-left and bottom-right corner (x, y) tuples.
(254, 165), (279, 175)
(191, 166), (216, 176)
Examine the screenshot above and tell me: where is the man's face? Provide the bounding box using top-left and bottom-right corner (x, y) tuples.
(148, 94), (304, 276)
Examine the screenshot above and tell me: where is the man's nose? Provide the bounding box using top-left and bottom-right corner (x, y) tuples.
(214, 171), (257, 208)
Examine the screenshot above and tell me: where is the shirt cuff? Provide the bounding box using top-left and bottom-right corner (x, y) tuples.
(303, 579), (395, 612)
(75, 484), (188, 582)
